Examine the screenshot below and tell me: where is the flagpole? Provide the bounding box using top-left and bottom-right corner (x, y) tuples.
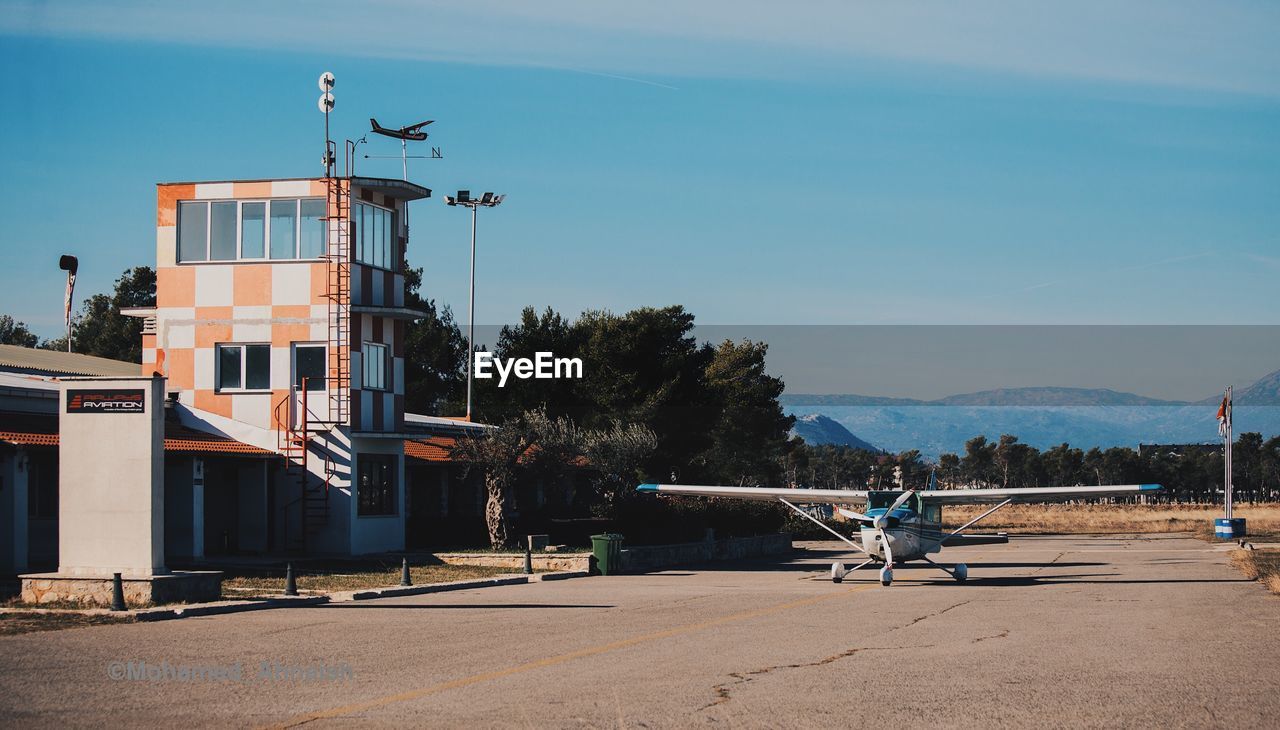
(1224, 385), (1233, 521)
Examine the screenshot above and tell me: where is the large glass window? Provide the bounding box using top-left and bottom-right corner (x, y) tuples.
(354, 202), (395, 270)
(362, 341), (388, 390)
(357, 454), (397, 516)
(241, 202), (265, 259)
(178, 202), (208, 262)
(216, 344), (270, 391)
(210, 201), (238, 261)
(299, 199), (327, 258)
(293, 343), (326, 391)
(269, 199), (297, 259)
(175, 198), (326, 263)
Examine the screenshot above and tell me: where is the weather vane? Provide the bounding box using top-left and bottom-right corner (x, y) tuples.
(367, 118), (443, 180)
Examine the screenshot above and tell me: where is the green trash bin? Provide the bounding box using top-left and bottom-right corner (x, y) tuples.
(591, 533), (624, 576)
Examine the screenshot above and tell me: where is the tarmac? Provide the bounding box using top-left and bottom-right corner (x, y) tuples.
(1, 533), (1277, 728)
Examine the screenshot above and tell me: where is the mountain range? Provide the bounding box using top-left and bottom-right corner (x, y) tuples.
(782, 368), (1280, 458)
(781, 368), (1280, 407)
(790, 414), (880, 452)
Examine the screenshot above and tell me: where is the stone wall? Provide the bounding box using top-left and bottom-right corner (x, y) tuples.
(619, 533), (793, 573)
(20, 571), (222, 608)
(433, 553), (592, 573)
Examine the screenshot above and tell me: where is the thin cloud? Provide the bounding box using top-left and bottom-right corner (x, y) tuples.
(552, 67), (679, 91)
(1245, 253), (1280, 269)
(1, 1), (1278, 95)
(982, 251), (1216, 300)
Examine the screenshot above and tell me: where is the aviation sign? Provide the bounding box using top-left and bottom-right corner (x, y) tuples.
(66, 389), (146, 414)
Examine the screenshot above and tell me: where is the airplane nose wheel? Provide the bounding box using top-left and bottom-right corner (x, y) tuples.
(879, 566), (893, 586)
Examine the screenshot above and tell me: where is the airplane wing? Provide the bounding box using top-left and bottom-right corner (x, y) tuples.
(637, 483), (868, 504)
(917, 484), (1161, 504)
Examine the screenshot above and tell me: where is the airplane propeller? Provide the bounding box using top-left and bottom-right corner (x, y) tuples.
(874, 490), (913, 585)
(837, 507), (873, 522)
(875, 489), (915, 529)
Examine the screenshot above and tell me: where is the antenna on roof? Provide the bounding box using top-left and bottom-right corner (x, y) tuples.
(318, 72), (336, 177)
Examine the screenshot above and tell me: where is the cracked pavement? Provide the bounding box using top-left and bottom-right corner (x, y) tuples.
(2, 534), (1278, 727)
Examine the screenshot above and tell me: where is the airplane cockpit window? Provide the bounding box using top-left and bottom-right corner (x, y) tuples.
(868, 491), (921, 513)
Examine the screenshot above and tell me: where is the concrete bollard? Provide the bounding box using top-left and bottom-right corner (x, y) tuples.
(524, 542), (533, 575)
(401, 557), (412, 586)
(284, 563), (298, 596)
(110, 573), (126, 612)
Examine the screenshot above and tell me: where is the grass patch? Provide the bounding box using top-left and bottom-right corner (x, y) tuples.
(1231, 549), (1280, 595)
(941, 503), (1280, 540)
(0, 611), (133, 636)
(221, 563), (521, 598)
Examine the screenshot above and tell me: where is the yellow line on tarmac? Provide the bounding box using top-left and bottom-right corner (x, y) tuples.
(266, 584), (873, 728)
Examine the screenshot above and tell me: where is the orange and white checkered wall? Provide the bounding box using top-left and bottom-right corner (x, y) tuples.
(147, 179), (407, 434)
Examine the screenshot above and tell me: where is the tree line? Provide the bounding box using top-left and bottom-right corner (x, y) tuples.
(785, 433), (1280, 504)
(8, 263), (1277, 550)
(0, 267), (155, 362)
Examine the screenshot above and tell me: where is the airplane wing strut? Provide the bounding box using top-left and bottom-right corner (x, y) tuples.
(937, 498), (1012, 547)
(778, 498), (871, 555)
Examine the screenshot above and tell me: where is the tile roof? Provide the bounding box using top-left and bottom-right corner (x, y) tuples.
(0, 411), (271, 455)
(404, 436), (459, 463)
(0, 344), (140, 377)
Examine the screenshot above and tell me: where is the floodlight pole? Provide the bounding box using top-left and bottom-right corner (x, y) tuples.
(467, 203), (477, 421)
(445, 191), (504, 421)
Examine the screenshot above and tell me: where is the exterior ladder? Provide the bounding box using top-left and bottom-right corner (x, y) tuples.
(323, 166), (351, 427)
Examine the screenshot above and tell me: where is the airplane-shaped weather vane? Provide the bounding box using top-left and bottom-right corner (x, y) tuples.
(367, 117), (442, 180)
(370, 118), (433, 141)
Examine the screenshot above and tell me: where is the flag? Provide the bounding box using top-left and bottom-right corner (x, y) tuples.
(1217, 391), (1232, 438)
(63, 271), (76, 328)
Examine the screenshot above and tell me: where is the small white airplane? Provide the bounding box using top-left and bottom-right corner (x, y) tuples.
(636, 480), (1162, 586)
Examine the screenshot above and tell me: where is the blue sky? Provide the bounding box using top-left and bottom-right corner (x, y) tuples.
(2, 1), (1279, 339)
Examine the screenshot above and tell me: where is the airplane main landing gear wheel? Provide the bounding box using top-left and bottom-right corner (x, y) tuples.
(954, 563), (968, 582)
(830, 562), (846, 583)
(879, 566), (893, 586)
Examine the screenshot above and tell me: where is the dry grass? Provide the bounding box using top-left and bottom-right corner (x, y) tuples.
(941, 503), (1280, 539)
(0, 612), (133, 636)
(1230, 549), (1280, 595)
(221, 563), (520, 599)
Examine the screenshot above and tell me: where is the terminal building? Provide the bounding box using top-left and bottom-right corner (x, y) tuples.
(0, 174), (491, 576)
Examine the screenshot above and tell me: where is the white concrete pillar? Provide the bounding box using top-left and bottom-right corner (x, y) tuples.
(57, 377), (166, 577)
(192, 458), (205, 560)
(439, 468), (449, 515)
(1, 449), (30, 574)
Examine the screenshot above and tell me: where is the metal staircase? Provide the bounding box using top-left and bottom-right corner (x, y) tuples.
(274, 382), (333, 552)
(270, 149), (351, 552)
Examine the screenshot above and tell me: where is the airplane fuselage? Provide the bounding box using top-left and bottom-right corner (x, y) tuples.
(858, 510), (943, 563)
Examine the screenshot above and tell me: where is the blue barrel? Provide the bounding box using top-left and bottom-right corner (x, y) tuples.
(1214, 518), (1247, 539)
